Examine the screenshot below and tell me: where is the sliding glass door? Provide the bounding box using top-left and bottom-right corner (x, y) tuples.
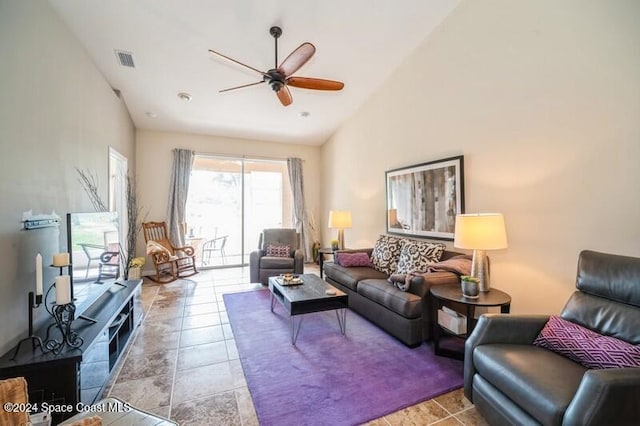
(185, 155), (292, 268)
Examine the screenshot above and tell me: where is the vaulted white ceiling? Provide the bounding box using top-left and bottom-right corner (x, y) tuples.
(49, 0), (459, 145)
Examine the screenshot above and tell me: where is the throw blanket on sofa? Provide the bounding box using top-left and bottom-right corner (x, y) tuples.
(425, 255), (472, 276)
(388, 255), (473, 292)
(388, 273), (415, 291)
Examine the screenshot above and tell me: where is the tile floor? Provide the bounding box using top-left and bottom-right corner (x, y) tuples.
(104, 265), (488, 426)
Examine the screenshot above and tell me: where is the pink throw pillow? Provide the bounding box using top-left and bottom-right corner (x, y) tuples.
(336, 252), (371, 267)
(533, 315), (640, 369)
(266, 244), (291, 257)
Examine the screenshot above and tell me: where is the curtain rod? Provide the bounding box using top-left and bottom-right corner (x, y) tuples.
(193, 152), (304, 162)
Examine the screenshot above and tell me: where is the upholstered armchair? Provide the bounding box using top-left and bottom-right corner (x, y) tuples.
(464, 250), (640, 425)
(249, 228), (304, 284)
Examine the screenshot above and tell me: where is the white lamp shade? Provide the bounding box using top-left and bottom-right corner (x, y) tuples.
(328, 210), (352, 229)
(454, 213), (508, 250)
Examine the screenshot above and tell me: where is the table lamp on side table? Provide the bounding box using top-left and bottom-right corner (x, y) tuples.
(453, 213), (508, 292)
(328, 210), (352, 250)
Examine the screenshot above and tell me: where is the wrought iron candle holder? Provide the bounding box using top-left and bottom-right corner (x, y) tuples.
(12, 261), (83, 358)
(42, 263), (83, 355)
(10, 291), (45, 360)
(44, 302), (83, 355)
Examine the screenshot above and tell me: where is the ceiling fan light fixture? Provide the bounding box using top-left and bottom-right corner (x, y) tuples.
(269, 80), (283, 92)
(177, 92), (192, 102)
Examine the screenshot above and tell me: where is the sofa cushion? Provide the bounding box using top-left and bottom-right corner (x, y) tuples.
(395, 240), (446, 274)
(260, 256), (294, 269)
(533, 315), (640, 369)
(336, 252), (372, 267)
(370, 235), (404, 274)
(324, 263), (387, 291)
(474, 344), (587, 426)
(357, 279), (422, 318)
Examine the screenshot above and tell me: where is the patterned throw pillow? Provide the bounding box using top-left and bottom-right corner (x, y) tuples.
(266, 244), (291, 257)
(370, 235), (404, 274)
(395, 240), (445, 274)
(67, 416), (103, 426)
(533, 315), (640, 369)
(336, 252), (371, 267)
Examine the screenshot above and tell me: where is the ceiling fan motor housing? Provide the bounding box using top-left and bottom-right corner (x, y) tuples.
(210, 25), (343, 105)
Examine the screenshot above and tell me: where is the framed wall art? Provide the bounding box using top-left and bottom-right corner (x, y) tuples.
(386, 155), (464, 240)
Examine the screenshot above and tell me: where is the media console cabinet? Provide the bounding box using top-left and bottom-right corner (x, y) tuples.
(0, 279), (143, 423)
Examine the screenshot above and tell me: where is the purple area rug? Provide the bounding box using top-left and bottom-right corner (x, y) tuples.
(223, 289), (463, 426)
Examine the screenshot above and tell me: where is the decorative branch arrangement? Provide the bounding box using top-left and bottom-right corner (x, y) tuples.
(76, 168), (108, 212)
(124, 174), (146, 278)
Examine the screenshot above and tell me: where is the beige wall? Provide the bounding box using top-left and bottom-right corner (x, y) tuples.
(321, 0), (640, 314)
(135, 129), (322, 261)
(0, 1), (135, 353)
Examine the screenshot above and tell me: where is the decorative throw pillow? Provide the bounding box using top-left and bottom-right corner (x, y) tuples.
(370, 235), (404, 275)
(67, 416), (103, 426)
(336, 252), (371, 267)
(266, 244), (291, 257)
(533, 315), (640, 369)
(395, 240), (446, 274)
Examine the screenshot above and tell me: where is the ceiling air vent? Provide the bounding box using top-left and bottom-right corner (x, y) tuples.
(114, 50), (135, 68)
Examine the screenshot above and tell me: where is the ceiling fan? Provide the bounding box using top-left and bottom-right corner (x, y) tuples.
(208, 26), (344, 107)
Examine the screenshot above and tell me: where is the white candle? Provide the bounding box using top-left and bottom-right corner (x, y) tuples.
(35, 253), (43, 296)
(53, 253), (69, 267)
(55, 275), (71, 305)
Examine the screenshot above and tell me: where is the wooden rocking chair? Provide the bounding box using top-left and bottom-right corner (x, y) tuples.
(142, 221), (198, 283)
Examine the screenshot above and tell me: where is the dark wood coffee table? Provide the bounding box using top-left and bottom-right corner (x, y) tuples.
(268, 274), (348, 345)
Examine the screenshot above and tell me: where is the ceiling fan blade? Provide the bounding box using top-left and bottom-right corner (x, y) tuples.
(276, 85), (293, 106)
(208, 49), (269, 78)
(287, 77), (344, 91)
(277, 42), (316, 77)
(219, 81), (265, 93)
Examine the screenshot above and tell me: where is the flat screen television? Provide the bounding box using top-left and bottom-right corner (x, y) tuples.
(67, 212), (121, 314)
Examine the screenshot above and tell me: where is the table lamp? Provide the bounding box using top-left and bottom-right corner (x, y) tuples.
(453, 213), (508, 292)
(328, 210), (352, 250)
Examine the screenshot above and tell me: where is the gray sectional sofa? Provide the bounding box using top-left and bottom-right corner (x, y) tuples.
(323, 243), (466, 347)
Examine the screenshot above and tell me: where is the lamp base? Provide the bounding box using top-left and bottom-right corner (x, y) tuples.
(471, 249), (491, 292)
(337, 229), (345, 250)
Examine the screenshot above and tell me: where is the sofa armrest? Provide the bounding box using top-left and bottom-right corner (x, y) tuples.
(563, 368), (640, 426)
(249, 250), (264, 283)
(411, 271), (459, 297)
(464, 314), (550, 401)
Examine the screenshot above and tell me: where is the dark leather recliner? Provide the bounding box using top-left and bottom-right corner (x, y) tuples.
(464, 250), (640, 426)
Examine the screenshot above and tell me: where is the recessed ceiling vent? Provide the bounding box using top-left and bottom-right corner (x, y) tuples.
(114, 50), (135, 68)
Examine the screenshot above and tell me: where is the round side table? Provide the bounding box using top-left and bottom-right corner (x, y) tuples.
(430, 283), (511, 360)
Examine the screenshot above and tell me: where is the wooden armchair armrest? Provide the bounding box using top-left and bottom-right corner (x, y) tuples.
(173, 246), (195, 256)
